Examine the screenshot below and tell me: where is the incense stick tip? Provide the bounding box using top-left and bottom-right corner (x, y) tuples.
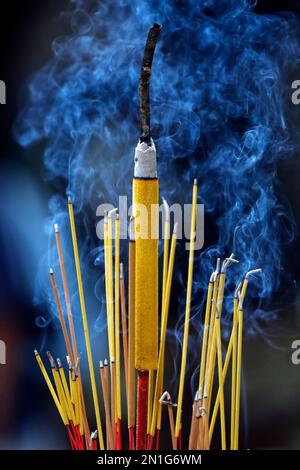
(246, 268), (262, 279)
(193, 178), (197, 185)
(49, 268), (54, 275)
(67, 196), (72, 204)
(108, 208), (118, 218)
(99, 360), (104, 368)
(152, 22), (162, 31)
(104, 358), (108, 366)
(162, 197), (170, 223)
(54, 223), (59, 233)
(34, 349), (39, 356)
(66, 356), (72, 369)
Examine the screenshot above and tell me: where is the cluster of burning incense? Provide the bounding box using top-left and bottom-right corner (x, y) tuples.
(34, 24), (262, 451)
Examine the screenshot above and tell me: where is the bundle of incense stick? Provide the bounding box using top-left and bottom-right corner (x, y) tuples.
(34, 25), (263, 451)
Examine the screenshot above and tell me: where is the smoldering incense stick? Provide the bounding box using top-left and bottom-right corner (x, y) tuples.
(134, 23), (161, 451)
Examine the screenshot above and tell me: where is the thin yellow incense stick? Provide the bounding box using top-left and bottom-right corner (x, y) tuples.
(68, 198), (104, 450)
(198, 273), (214, 392)
(110, 358), (116, 445)
(157, 198), (170, 433)
(107, 212), (116, 360)
(115, 214), (121, 421)
(230, 292), (239, 449)
(100, 360), (113, 450)
(128, 219), (136, 430)
(54, 223), (90, 445)
(150, 224), (178, 438)
(73, 376), (79, 426)
(189, 272), (214, 450)
(175, 179), (198, 439)
(120, 263), (129, 401)
(206, 256), (238, 419)
(161, 198), (170, 319)
(76, 374), (83, 434)
(57, 358), (76, 424)
(34, 350), (68, 425)
(206, 269), (226, 409)
(200, 262), (220, 450)
(147, 370), (154, 436)
(214, 303), (226, 450)
(234, 296), (243, 450)
(209, 269), (261, 443)
(204, 266), (220, 391)
(49, 269), (73, 363)
(54, 225), (78, 364)
(104, 213), (112, 360)
(47, 352), (71, 422)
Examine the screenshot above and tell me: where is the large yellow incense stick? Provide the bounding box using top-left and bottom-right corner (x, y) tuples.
(134, 23), (161, 450)
(234, 293), (243, 450)
(175, 179), (198, 440)
(115, 214), (121, 422)
(150, 224), (178, 439)
(34, 350), (68, 426)
(133, 174), (159, 370)
(68, 198), (104, 450)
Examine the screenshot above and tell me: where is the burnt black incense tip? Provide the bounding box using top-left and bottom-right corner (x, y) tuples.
(139, 23), (162, 144)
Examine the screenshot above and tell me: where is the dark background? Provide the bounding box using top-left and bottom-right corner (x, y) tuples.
(1, 0), (300, 449)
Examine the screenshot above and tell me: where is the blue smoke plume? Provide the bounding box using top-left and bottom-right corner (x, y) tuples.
(13, 1), (300, 370)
